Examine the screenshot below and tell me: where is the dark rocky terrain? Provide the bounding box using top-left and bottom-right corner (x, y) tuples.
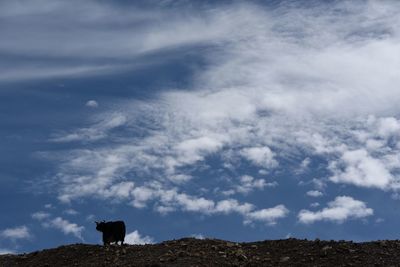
(1, 237), (400, 266)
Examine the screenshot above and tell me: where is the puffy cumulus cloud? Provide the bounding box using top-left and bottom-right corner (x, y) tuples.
(375, 117), (400, 139)
(245, 205), (289, 226)
(41, 1), (400, 225)
(125, 230), (154, 245)
(191, 234), (205, 240)
(214, 199), (254, 215)
(306, 190), (323, 198)
(86, 100), (99, 108)
(298, 196), (373, 224)
(240, 147), (277, 168)
(174, 135), (225, 168)
(0, 226), (31, 241)
(329, 149), (394, 190)
(129, 182), (288, 225)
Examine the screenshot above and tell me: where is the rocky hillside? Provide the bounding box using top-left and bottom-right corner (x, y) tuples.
(1, 237), (400, 266)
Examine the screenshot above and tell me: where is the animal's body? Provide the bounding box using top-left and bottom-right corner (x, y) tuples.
(95, 220), (126, 245)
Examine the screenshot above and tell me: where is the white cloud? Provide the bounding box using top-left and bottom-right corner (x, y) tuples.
(298, 196), (373, 224)
(33, 211), (85, 240)
(53, 149), (133, 203)
(174, 135), (225, 168)
(191, 233), (205, 239)
(131, 186), (157, 208)
(0, 226), (31, 241)
(0, 1), (265, 82)
(130, 182), (288, 224)
(175, 193), (215, 213)
(311, 179), (327, 191)
(300, 158), (311, 169)
(50, 113), (127, 143)
(43, 217), (84, 240)
(0, 64), (119, 82)
(234, 175), (276, 194)
(329, 149), (394, 189)
(0, 248), (15, 255)
(125, 230), (154, 245)
(214, 199), (254, 215)
(295, 158), (311, 174)
(306, 190), (323, 197)
(245, 205), (289, 225)
(39, 1), (400, 225)
(86, 214), (95, 222)
(64, 209), (79, 216)
(376, 117), (400, 138)
(104, 181), (135, 199)
(86, 100), (99, 108)
(240, 147), (277, 169)
(32, 211), (51, 220)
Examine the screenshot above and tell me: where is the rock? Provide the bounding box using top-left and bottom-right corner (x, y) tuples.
(237, 254), (248, 261)
(177, 250), (188, 257)
(280, 256), (290, 262)
(322, 245), (333, 251)
(226, 242), (234, 247)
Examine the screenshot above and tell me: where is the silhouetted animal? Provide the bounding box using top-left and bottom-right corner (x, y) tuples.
(95, 220), (126, 245)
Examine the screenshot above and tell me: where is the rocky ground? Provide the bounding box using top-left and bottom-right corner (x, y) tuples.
(1, 237), (400, 266)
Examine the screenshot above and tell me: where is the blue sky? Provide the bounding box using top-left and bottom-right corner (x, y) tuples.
(2, 0), (400, 254)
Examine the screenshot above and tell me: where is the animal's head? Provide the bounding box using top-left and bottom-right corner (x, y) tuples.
(95, 220), (106, 232)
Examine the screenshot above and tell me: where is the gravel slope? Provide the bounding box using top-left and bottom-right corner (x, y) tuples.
(1, 238), (400, 266)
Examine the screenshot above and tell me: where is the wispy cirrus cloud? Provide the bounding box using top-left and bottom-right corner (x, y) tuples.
(32, 211), (84, 240)
(31, 211), (51, 221)
(43, 217), (84, 240)
(49, 113), (127, 143)
(0, 0), (261, 82)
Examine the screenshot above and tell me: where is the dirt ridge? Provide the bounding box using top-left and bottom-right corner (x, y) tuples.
(1, 237), (400, 266)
